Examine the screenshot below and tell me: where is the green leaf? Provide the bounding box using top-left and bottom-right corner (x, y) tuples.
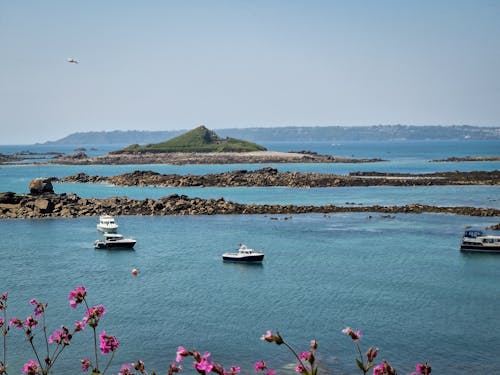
(356, 358), (366, 371)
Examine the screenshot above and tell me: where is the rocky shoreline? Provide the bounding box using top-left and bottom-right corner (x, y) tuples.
(52, 150), (385, 165)
(56, 168), (500, 187)
(1, 190), (499, 219)
(431, 156), (500, 162)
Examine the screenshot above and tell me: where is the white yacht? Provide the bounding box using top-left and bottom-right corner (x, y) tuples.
(97, 215), (119, 233)
(222, 244), (264, 263)
(460, 229), (500, 253)
(94, 233), (136, 249)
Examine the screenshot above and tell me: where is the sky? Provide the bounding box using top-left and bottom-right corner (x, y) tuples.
(1, 1), (499, 144)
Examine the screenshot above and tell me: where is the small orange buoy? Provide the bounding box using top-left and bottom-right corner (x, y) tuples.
(131, 268), (138, 276)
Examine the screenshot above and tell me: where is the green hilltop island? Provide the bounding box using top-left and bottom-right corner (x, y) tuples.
(52, 126), (385, 165)
(117, 125), (267, 153)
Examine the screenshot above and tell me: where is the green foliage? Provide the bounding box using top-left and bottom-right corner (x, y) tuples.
(122, 126), (267, 153)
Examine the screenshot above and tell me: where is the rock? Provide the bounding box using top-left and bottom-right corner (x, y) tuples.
(29, 178), (54, 195)
(34, 198), (54, 213)
(0, 192), (21, 204)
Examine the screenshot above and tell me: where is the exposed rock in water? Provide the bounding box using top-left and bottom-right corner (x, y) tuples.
(29, 178), (54, 195)
(0, 191), (499, 219)
(56, 168), (500, 188)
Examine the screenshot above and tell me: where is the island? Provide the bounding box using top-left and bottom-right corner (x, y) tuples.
(51, 126), (384, 165)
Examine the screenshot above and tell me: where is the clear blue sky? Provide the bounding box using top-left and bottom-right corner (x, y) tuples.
(1, 0), (499, 144)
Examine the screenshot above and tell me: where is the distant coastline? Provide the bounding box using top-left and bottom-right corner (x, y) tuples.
(41, 125), (500, 145)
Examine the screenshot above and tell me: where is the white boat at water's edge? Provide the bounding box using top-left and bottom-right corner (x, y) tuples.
(460, 229), (500, 253)
(222, 244), (264, 263)
(97, 215), (119, 233)
(94, 233), (136, 249)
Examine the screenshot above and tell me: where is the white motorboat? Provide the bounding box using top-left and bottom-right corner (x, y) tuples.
(222, 244), (264, 263)
(97, 215), (119, 233)
(460, 229), (500, 253)
(94, 233), (136, 249)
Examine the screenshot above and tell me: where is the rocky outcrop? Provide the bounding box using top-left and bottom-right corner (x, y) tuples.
(1, 192), (499, 219)
(431, 156), (500, 162)
(57, 168), (500, 188)
(52, 151), (385, 165)
(29, 178), (54, 195)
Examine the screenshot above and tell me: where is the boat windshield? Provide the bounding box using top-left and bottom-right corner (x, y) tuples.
(464, 230), (483, 238)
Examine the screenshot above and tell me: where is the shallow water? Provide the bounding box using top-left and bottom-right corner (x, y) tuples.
(1, 140), (499, 374)
(1, 213), (500, 374)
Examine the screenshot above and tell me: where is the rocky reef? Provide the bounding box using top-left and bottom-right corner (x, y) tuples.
(52, 151), (384, 165)
(1, 190), (499, 219)
(57, 168), (500, 188)
(431, 156), (500, 162)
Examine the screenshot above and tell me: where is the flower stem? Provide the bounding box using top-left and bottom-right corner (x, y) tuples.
(355, 342), (366, 375)
(101, 351), (115, 375)
(282, 340), (309, 374)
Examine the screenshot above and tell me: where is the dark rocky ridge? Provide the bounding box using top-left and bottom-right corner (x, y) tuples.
(431, 156), (500, 162)
(1, 191), (499, 219)
(57, 168), (500, 187)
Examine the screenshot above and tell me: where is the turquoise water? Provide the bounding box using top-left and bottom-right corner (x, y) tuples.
(1, 140), (499, 374)
(1, 214), (500, 374)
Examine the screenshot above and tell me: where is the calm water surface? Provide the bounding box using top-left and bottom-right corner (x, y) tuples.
(1, 140), (499, 374)
(1, 214), (500, 374)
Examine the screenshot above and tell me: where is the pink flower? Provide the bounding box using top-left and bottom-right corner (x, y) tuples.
(260, 330), (273, 341)
(194, 352), (213, 373)
(118, 363), (135, 375)
(373, 363), (386, 375)
(254, 361), (267, 372)
(24, 316), (38, 329)
(295, 363), (306, 373)
(299, 351), (310, 360)
(0, 292), (7, 311)
(342, 326), (362, 341)
(260, 330), (283, 345)
(68, 286), (87, 308)
(366, 347), (378, 362)
(99, 330), (120, 354)
(176, 345), (190, 362)
(224, 366), (241, 375)
(133, 360), (145, 372)
(194, 358), (214, 373)
(75, 320), (85, 331)
(29, 299), (46, 317)
(48, 327), (71, 345)
(22, 360), (40, 375)
(9, 317), (23, 328)
(169, 362), (183, 374)
(254, 360), (275, 375)
(415, 362), (431, 374)
(80, 358), (92, 372)
(84, 305), (106, 327)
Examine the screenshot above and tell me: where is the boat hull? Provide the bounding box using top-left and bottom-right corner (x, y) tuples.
(222, 254), (264, 262)
(460, 244), (500, 253)
(94, 240), (136, 249)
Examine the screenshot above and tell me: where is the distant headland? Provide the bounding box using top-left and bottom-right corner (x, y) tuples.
(42, 125), (500, 145)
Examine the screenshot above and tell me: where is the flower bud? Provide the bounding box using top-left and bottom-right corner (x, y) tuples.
(366, 347), (378, 362)
(310, 339), (318, 350)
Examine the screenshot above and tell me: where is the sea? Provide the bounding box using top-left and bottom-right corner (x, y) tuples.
(0, 140), (499, 374)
